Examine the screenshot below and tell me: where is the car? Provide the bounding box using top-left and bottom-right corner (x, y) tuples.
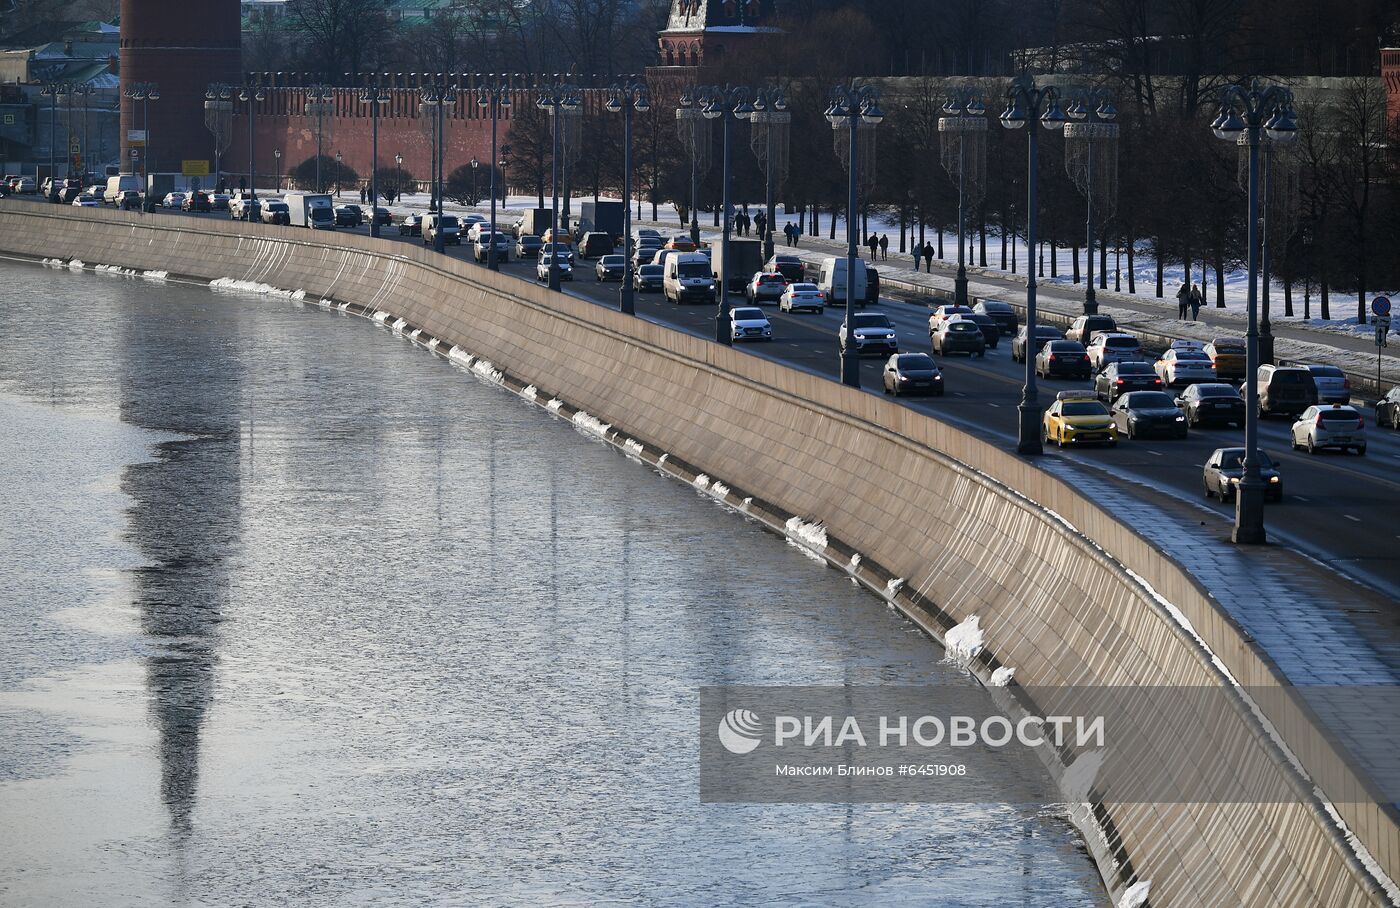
(1086, 332), (1144, 370)
(595, 254), (625, 281)
(966, 313), (1001, 348)
(71, 194), (101, 207)
(928, 304), (974, 333)
(840, 312), (899, 356)
(229, 197), (260, 221)
(633, 243), (662, 268)
(1256, 365), (1317, 418)
(651, 247), (679, 270)
(423, 213), (462, 245)
(116, 189), (143, 210)
(729, 306), (772, 342)
(972, 299), (1018, 335)
(882, 353), (944, 397)
(632, 228), (661, 244)
(780, 282), (825, 313)
(1065, 314), (1118, 345)
(1012, 325), (1063, 364)
(182, 191), (211, 212)
(543, 242), (575, 266)
(1111, 390), (1188, 439)
(664, 236), (698, 252)
(1204, 337), (1246, 381)
(634, 263), (664, 292)
(745, 271), (788, 304)
(1291, 404), (1366, 455)
(162, 192), (187, 209)
(208, 193), (231, 211)
(14, 176), (35, 193)
(260, 201), (290, 225)
(1302, 364), (1350, 404)
(1169, 339), (1206, 354)
(515, 234), (544, 258)
(1155, 348), (1216, 386)
(398, 213), (423, 236)
(537, 254), (573, 281)
(932, 318), (986, 357)
(764, 254), (806, 283)
(473, 230), (511, 263)
(1036, 340), (1092, 379)
(369, 207), (392, 226)
(334, 204), (363, 227)
(1376, 386), (1400, 429)
(1094, 361), (1162, 402)
(1044, 391), (1118, 447)
(1203, 448), (1283, 501)
(578, 231), (615, 259)
(1177, 382), (1245, 428)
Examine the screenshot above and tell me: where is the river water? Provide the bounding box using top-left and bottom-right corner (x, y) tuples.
(0, 261), (1106, 906)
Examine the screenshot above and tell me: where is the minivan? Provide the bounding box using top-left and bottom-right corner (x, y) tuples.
(664, 252), (717, 304)
(1255, 365), (1318, 418)
(816, 256), (867, 305)
(422, 213), (461, 246)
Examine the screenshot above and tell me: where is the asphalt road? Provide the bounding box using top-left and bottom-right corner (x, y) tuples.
(87, 205), (1400, 596)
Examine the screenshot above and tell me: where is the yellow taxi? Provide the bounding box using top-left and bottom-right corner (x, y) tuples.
(1204, 337), (1246, 381)
(1044, 391), (1119, 447)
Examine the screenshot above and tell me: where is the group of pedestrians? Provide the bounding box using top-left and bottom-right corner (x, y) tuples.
(733, 210), (754, 236)
(864, 234), (890, 261)
(781, 221), (803, 247)
(912, 242), (936, 271)
(1176, 282), (1204, 320)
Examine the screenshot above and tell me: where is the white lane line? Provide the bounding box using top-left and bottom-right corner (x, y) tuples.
(1146, 450), (1162, 456)
(1345, 514), (1361, 522)
(987, 403), (1000, 408)
(1295, 496), (1310, 502)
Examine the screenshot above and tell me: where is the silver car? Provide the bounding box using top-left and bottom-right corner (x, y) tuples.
(1290, 404), (1366, 455)
(1303, 364), (1350, 404)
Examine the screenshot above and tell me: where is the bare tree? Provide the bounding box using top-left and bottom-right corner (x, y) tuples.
(286, 0), (388, 84)
(1329, 77), (1389, 322)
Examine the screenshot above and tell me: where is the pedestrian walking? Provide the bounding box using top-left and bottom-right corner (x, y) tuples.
(754, 211), (766, 240)
(922, 242), (934, 272)
(1189, 283), (1203, 321)
(793, 222), (803, 247)
(879, 234), (888, 260)
(1176, 282), (1190, 319)
(359, 186), (367, 204)
(866, 233), (879, 261)
(914, 247), (922, 270)
(783, 222), (794, 246)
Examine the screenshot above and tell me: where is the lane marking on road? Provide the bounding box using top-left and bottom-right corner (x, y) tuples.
(1345, 514), (1361, 522)
(987, 403), (1000, 408)
(1146, 450), (1162, 456)
(1295, 496), (1309, 502)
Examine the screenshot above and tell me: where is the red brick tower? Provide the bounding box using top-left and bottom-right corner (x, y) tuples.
(1383, 48), (1400, 132)
(119, 0), (242, 176)
(655, 0), (780, 71)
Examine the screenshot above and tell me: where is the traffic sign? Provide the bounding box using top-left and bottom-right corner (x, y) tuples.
(129, 148), (139, 159)
(1373, 295), (1391, 317)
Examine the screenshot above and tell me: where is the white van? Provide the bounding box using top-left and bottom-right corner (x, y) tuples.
(664, 252), (716, 304)
(816, 256), (867, 305)
(103, 174), (143, 206)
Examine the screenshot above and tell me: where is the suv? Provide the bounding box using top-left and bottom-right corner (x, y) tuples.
(1256, 365), (1317, 419)
(578, 231), (615, 259)
(840, 312), (899, 357)
(1064, 314), (1117, 345)
(973, 299), (1018, 335)
(1086, 332), (1144, 369)
(931, 318), (986, 357)
(334, 204), (363, 227)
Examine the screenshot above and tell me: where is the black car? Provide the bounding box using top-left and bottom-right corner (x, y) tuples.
(398, 213), (422, 236)
(634, 263), (664, 292)
(882, 353), (944, 397)
(764, 254), (805, 282)
(974, 300), (1018, 335)
(334, 205), (363, 227)
(370, 207), (392, 226)
(967, 313), (1000, 348)
(933, 319), (986, 357)
(865, 266), (880, 306)
(1036, 340), (1092, 379)
(516, 234), (545, 258)
(1376, 386), (1400, 429)
(1095, 361), (1162, 403)
(1012, 324), (1063, 363)
(1204, 447), (1283, 502)
(1111, 390), (1188, 439)
(595, 254), (625, 282)
(1065, 314), (1118, 345)
(1178, 382), (1245, 428)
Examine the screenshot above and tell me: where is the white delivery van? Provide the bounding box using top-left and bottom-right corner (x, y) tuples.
(103, 174), (143, 206)
(664, 252), (717, 304)
(816, 256), (867, 305)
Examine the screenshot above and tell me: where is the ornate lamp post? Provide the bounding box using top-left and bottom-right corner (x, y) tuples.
(122, 81), (159, 201)
(939, 86), (987, 308)
(303, 84), (334, 192)
(1001, 74), (1066, 455)
(239, 79), (265, 203)
(361, 79), (389, 237)
(470, 156), (480, 203)
(476, 75), (512, 270)
(334, 150), (344, 197)
(273, 148), (282, 192)
(536, 80), (581, 289)
(420, 80), (458, 253)
(698, 84), (755, 346)
(748, 86), (790, 261)
(1063, 88), (1119, 315)
(39, 82), (62, 189)
(675, 89), (712, 246)
(1237, 131), (1299, 363)
(204, 82), (234, 191)
(605, 78), (650, 315)
(395, 152), (403, 203)
(827, 83), (884, 387)
(1210, 81), (1298, 545)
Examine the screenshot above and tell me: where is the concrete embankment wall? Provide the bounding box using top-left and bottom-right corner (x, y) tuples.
(4, 202), (1395, 907)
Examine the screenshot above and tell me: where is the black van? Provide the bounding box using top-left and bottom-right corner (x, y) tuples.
(1256, 365), (1318, 418)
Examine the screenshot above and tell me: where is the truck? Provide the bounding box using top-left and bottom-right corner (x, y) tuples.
(577, 200), (624, 242)
(709, 237), (764, 295)
(283, 192), (335, 230)
(516, 207), (555, 238)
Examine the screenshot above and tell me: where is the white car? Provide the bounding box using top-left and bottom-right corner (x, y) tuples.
(1086, 332), (1145, 369)
(537, 254), (573, 282)
(71, 194), (101, 207)
(162, 192), (187, 209)
(1169, 339), (1206, 354)
(840, 311), (899, 357)
(780, 282), (826, 313)
(1290, 404), (1366, 455)
(730, 306), (773, 342)
(1303, 364), (1350, 405)
(928, 304), (974, 334)
(1155, 348), (1216, 386)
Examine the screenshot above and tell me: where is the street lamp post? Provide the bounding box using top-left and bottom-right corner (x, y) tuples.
(939, 87), (987, 308)
(274, 148), (282, 192)
(698, 85), (756, 347)
(827, 83), (885, 387)
(470, 157), (480, 204)
(676, 91), (711, 246)
(40, 82), (62, 190)
(304, 84), (333, 193)
(606, 78), (650, 315)
(74, 83), (92, 184)
(239, 79), (265, 204)
(748, 86), (790, 261)
(537, 80), (581, 290)
(395, 153), (403, 204)
(476, 76), (512, 270)
(1210, 81), (1298, 545)
(1063, 88), (1118, 315)
(1001, 74), (1066, 456)
(335, 150), (343, 197)
(122, 81), (159, 202)
(204, 83), (234, 192)
(361, 80), (388, 237)
(420, 80), (458, 253)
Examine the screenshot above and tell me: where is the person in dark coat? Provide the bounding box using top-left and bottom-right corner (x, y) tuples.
(1176, 282), (1190, 319)
(866, 233), (879, 260)
(783, 222), (795, 246)
(754, 210), (766, 239)
(879, 234), (888, 260)
(922, 242), (934, 272)
(1189, 283), (1203, 320)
